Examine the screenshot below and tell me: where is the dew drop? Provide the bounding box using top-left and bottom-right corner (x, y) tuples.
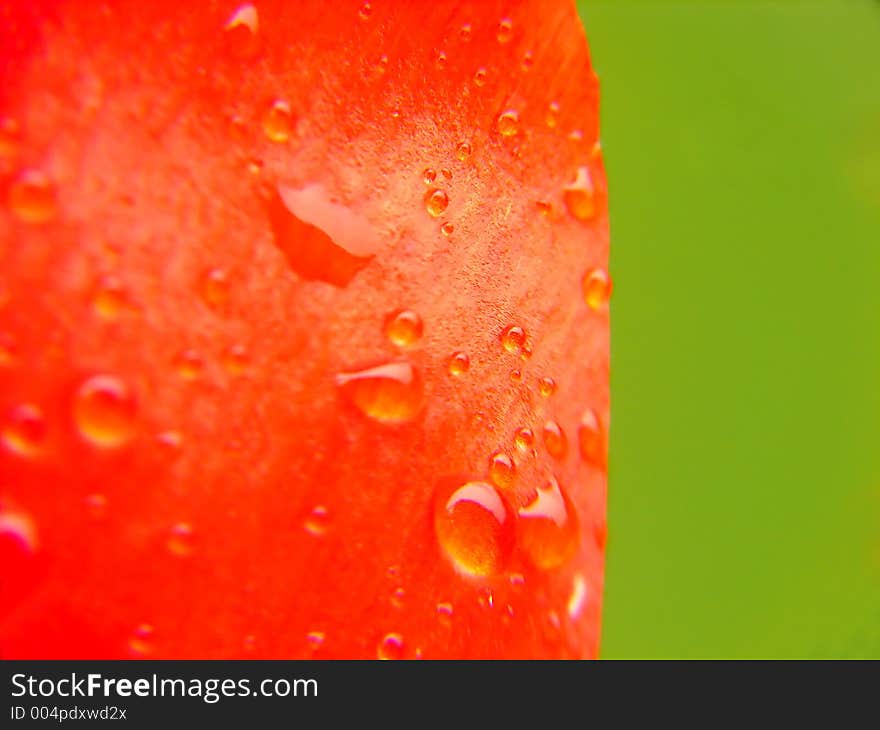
(543, 420), (567, 459)
(199, 268), (230, 310)
(222, 344), (250, 376)
(336, 362), (423, 424)
(538, 376), (556, 397)
(423, 168), (437, 185)
(173, 349), (204, 381)
(456, 141), (471, 162)
(567, 573), (588, 620)
(156, 430), (183, 453)
(435, 51), (447, 70)
(536, 201), (552, 216)
(92, 276), (128, 321)
(223, 4), (260, 60)
(262, 100), (293, 143)
(390, 587), (405, 609)
(509, 572), (525, 589)
(306, 631), (325, 649)
(520, 339), (533, 361)
(517, 476), (579, 570)
(358, 2), (372, 20)
(440, 222), (454, 237)
(243, 635), (257, 651)
(546, 101), (561, 129)
(500, 325), (526, 354)
(473, 68), (488, 87)
(440, 168), (452, 180)
(497, 110), (519, 137)
(74, 374), (137, 449)
(514, 427), (534, 452)
(304, 505), (329, 536)
(0, 512), (37, 568)
(582, 268), (612, 310)
(385, 310), (423, 348)
(521, 50), (534, 71)
(128, 624), (154, 655)
(0, 117), (20, 162)
(434, 479), (514, 577)
(496, 18), (513, 44)
(424, 188), (449, 218)
(2, 404), (45, 457)
(509, 368), (522, 382)
(9, 169), (57, 224)
(167, 522), (194, 556)
(488, 451), (516, 489)
(563, 166), (596, 221)
(447, 351), (469, 376)
(436, 602), (453, 625)
(578, 408), (605, 467)
(459, 24), (472, 42)
(377, 632), (404, 660)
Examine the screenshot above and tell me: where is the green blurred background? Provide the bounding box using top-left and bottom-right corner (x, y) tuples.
(577, 0), (880, 658)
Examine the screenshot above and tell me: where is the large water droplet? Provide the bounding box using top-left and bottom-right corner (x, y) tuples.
(268, 184), (377, 287)
(377, 632), (404, 660)
(582, 268), (612, 310)
(434, 479), (514, 577)
(500, 325), (526, 354)
(564, 166), (596, 221)
(336, 362), (423, 424)
(488, 451), (516, 488)
(385, 310), (423, 348)
(262, 100), (294, 143)
(224, 4), (260, 60)
(9, 169), (57, 224)
(567, 573), (588, 619)
(424, 188), (449, 217)
(2, 404), (45, 457)
(73, 374), (137, 449)
(497, 110), (520, 137)
(517, 476), (579, 569)
(514, 427), (534, 452)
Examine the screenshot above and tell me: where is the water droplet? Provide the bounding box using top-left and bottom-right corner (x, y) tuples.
(84, 493), (107, 519)
(73, 375), (137, 449)
(456, 142), (471, 162)
(173, 349), (204, 380)
(489, 451), (516, 489)
(477, 586), (495, 609)
(520, 339), (533, 360)
(0, 334), (15, 368)
(128, 623), (154, 655)
(543, 420), (567, 459)
(262, 99), (293, 143)
(435, 51), (447, 70)
(447, 351), (469, 376)
(521, 51), (534, 71)
(497, 110), (519, 137)
(222, 344), (250, 376)
(9, 169), (57, 224)
(336, 361), (423, 424)
(514, 427), (534, 452)
(0, 512), (37, 565)
(577, 408), (605, 467)
(306, 631), (325, 649)
(358, 2), (372, 20)
(473, 68), (488, 87)
(224, 4), (260, 60)
(538, 376), (556, 397)
(377, 632), (404, 660)
(563, 166), (596, 221)
(509, 572), (525, 589)
(167, 522), (194, 556)
(546, 102), (561, 128)
(582, 268), (612, 310)
(156, 430), (183, 452)
(385, 309), (423, 348)
(509, 368), (522, 382)
(459, 24), (472, 42)
(304, 505), (329, 536)
(536, 201), (552, 217)
(199, 268), (230, 310)
(390, 587), (405, 608)
(568, 129), (584, 142)
(92, 276), (128, 320)
(517, 476), (579, 569)
(436, 602), (453, 625)
(423, 168), (437, 185)
(424, 188), (449, 218)
(243, 634), (257, 651)
(2, 404), (45, 457)
(269, 183), (377, 287)
(434, 479), (514, 577)
(500, 325), (526, 354)
(440, 168), (452, 180)
(440, 222), (454, 237)
(496, 18), (513, 43)
(567, 573), (588, 619)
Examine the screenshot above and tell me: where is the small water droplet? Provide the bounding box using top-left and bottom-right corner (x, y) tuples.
(520, 339), (533, 361)
(0, 511), (38, 571)
(514, 427), (534, 452)
(304, 505), (329, 536)
(224, 4), (260, 60)
(0, 117), (20, 163)
(582, 268), (612, 310)
(509, 572), (525, 589)
(73, 375), (137, 449)
(459, 23), (472, 42)
(564, 166), (596, 221)
(2, 404), (45, 457)
(262, 100), (293, 143)
(477, 586), (495, 609)
(385, 309), (423, 348)
(496, 18), (513, 43)
(440, 168), (452, 180)
(546, 102), (561, 128)
(473, 68), (488, 87)
(521, 50), (534, 71)
(517, 476), (579, 569)
(243, 634), (257, 651)
(578, 408), (605, 467)
(307, 631), (325, 649)
(509, 368), (522, 382)
(336, 361), (423, 424)
(567, 573), (588, 619)
(500, 325), (526, 354)
(489, 451), (516, 489)
(377, 632), (404, 660)
(440, 222), (454, 237)
(156, 430), (183, 452)
(569, 129), (584, 142)
(455, 143), (472, 164)
(497, 110), (519, 137)
(128, 623), (154, 655)
(9, 169), (57, 224)
(436, 602), (454, 624)
(173, 349), (204, 380)
(543, 420), (567, 459)
(536, 201), (552, 217)
(92, 276), (128, 320)
(84, 493), (107, 519)
(167, 522), (194, 556)
(447, 351), (469, 376)
(222, 344), (250, 376)
(390, 587), (405, 609)
(199, 268), (230, 310)
(538, 376), (556, 397)
(358, 2), (372, 20)
(424, 188), (449, 218)
(435, 51), (447, 70)
(423, 168), (437, 185)
(434, 479), (514, 577)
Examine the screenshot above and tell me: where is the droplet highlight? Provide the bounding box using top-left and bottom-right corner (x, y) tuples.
(336, 362), (423, 424)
